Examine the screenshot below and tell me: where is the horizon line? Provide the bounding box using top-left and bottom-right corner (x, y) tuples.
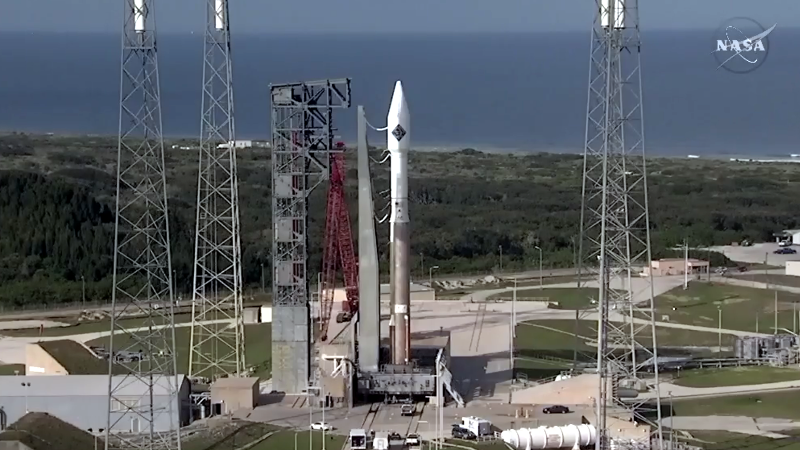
(3, 27), (797, 35)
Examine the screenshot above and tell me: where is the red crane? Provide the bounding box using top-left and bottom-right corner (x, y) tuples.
(319, 143), (359, 342)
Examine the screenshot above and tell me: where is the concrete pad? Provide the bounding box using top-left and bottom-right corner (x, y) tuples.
(711, 243), (797, 267)
(511, 373), (600, 405)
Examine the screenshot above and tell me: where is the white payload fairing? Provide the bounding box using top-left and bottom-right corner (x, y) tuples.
(387, 81), (411, 365)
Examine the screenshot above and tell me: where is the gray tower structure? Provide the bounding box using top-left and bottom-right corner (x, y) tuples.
(106, 1), (181, 449)
(270, 79), (352, 393)
(188, 0), (246, 381)
(578, 1), (664, 449)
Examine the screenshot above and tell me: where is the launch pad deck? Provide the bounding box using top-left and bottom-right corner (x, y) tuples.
(357, 333), (452, 398)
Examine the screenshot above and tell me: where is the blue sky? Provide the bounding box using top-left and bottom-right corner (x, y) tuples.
(1, 0), (796, 33)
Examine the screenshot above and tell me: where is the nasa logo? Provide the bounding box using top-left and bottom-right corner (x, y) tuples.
(712, 17), (777, 74)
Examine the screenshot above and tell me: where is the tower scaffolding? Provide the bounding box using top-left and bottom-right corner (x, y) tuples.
(270, 79), (351, 394)
(188, 0), (246, 381)
(578, 1), (665, 449)
(106, 0), (181, 449)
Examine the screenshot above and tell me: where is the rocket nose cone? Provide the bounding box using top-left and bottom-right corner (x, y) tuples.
(388, 80), (409, 118)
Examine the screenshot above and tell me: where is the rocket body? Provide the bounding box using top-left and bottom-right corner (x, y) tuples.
(387, 81), (411, 365)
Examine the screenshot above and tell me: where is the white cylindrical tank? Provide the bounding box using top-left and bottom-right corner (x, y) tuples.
(134, 0), (146, 33)
(501, 424), (597, 450)
(215, 0), (225, 30)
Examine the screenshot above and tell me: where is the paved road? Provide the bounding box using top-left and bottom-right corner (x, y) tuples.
(648, 379), (800, 400)
(0, 319), (232, 365)
(459, 276), (771, 338)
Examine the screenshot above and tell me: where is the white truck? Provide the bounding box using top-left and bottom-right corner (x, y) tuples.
(456, 416), (492, 438)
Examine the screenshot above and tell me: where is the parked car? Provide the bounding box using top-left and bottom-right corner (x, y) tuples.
(451, 428), (476, 440)
(543, 405), (571, 414)
(310, 422), (332, 431)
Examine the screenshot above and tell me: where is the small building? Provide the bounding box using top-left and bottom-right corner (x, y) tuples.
(243, 307), (260, 324)
(786, 261), (800, 277)
(0, 375), (191, 433)
(25, 340), (114, 376)
(209, 377), (260, 414)
(645, 258), (709, 277)
(775, 229), (800, 244)
(0, 412), (100, 450)
(258, 305), (273, 323)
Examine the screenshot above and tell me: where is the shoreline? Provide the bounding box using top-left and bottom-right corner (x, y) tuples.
(2, 131), (799, 162)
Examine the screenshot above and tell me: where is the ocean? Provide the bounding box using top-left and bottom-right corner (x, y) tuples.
(0, 31), (798, 156)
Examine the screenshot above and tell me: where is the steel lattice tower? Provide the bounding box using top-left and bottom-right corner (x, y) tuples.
(188, 0), (246, 381)
(270, 79), (351, 393)
(578, 1), (664, 449)
(106, 1), (181, 449)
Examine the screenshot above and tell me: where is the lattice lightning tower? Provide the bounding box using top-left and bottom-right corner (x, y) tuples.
(578, 1), (664, 449)
(106, 1), (181, 449)
(188, 0), (246, 381)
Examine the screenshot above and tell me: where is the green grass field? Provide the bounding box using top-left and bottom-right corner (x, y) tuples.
(181, 422), (345, 450)
(86, 322), (272, 377)
(733, 274), (800, 288)
(513, 319), (733, 381)
(687, 430), (800, 450)
(673, 390), (800, 420)
(672, 366), (800, 388)
(651, 282), (800, 332)
(0, 364), (24, 375)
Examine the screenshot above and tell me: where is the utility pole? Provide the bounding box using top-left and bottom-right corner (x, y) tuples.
(683, 238), (689, 290)
(81, 276), (85, 309)
(498, 245), (503, 272)
(718, 307), (722, 357)
(535, 246), (543, 289)
(775, 291), (778, 335)
(573, 308), (579, 372)
(429, 266), (439, 288)
(512, 278), (517, 337)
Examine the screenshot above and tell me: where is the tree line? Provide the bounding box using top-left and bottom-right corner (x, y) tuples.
(0, 141), (797, 306)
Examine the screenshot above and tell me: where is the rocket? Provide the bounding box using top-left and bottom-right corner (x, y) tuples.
(387, 81), (411, 365)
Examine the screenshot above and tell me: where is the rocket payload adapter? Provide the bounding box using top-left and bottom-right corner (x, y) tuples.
(386, 81), (411, 365)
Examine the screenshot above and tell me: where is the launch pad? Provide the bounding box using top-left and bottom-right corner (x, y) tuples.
(314, 95), (464, 408)
(320, 323), (462, 403)
(357, 332), (450, 399)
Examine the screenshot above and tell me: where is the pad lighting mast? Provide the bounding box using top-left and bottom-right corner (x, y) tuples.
(106, 0), (182, 449)
(579, 0), (665, 449)
(188, 0), (246, 380)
